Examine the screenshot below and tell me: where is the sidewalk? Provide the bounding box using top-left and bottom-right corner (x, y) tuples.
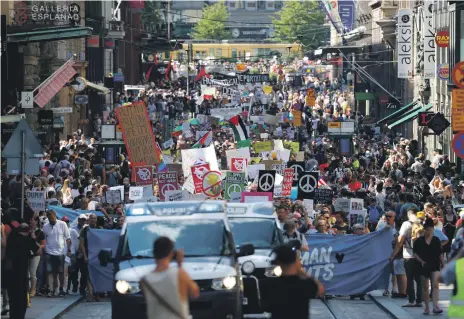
(1, 295), (82, 319)
(370, 284), (453, 319)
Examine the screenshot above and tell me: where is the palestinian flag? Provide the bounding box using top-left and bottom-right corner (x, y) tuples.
(192, 131), (212, 149)
(229, 115), (249, 142)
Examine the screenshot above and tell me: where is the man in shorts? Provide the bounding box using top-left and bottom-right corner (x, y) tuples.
(43, 210), (71, 297)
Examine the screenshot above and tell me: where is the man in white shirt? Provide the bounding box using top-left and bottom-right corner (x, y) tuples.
(43, 210), (71, 297)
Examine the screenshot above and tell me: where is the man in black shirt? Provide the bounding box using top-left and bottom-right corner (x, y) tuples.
(260, 245), (324, 319)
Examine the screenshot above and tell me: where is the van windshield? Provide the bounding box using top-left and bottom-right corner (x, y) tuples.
(124, 219), (229, 257)
(229, 218), (280, 249)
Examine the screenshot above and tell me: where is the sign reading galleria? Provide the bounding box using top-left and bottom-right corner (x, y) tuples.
(31, 3), (80, 24)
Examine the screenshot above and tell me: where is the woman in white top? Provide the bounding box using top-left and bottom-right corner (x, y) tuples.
(141, 237), (199, 319)
(61, 180), (73, 208)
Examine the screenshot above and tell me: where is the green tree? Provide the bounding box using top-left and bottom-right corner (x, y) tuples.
(141, 1), (164, 33)
(272, 1), (328, 49)
(192, 1), (231, 40)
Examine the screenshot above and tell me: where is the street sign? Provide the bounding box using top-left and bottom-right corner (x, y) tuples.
(51, 107), (73, 113)
(257, 170), (276, 193)
(427, 112), (450, 135)
(418, 112), (435, 126)
(2, 119), (44, 175)
(21, 91), (34, 108)
(297, 172), (318, 199)
(74, 95), (89, 104)
(452, 132), (464, 158)
(37, 110), (53, 125)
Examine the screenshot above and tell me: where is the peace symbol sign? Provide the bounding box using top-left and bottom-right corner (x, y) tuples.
(299, 174), (317, 193)
(227, 184), (242, 196)
(259, 173), (274, 192)
(291, 164), (304, 181)
(161, 183), (177, 197)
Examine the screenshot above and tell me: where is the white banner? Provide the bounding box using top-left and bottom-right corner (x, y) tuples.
(165, 189), (189, 201)
(210, 107), (242, 120)
(423, 0), (435, 79)
(27, 191), (45, 213)
(181, 145), (219, 194)
(397, 9), (413, 78)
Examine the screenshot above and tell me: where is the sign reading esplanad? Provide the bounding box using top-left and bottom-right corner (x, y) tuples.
(397, 9), (413, 78)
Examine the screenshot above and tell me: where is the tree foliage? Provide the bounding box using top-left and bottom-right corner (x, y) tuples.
(141, 0), (164, 33)
(192, 1), (231, 40)
(272, 1), (328, 49)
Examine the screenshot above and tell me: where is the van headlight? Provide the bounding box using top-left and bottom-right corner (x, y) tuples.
(211, 276), (237, 290)
(264, 266), (282, 277)
(242, 261), (255, 275)
(116, 280), (141, 294)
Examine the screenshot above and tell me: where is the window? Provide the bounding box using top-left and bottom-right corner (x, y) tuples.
(201, 51), (207, 58)
(209, 48), (215, 57)
(195, 51), (201, 59)
(275, 1), (283, 10)
(216, 48), (222, 57)
(232, 48), (237, 58)
(257, 0), (266, 10)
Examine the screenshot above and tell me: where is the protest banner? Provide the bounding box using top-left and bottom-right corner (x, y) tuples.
(129, 187), (144, 201)
(231, 158), (247, 172)
(202, 170), (223, 198)
(191, 163), (210, 193)
(158, 172), (179, 201)
(226, 147), (251, 169)
(242, 192), (273, 203)
(292, 110), (302, 127)
(282, 168), (294, 197)
(253, 141), (273, 153)
(314, 189), (334, 205)
(303, 199), (315, 218)
(181, 145), (219, 194)
(273, 140), (284, 150)
(257, 170), (276, 193)
(105, 189), (122, 204)
(271, 164), (285, 176)
(264, 114), (278, 125)
(26, 191), (45, 213)
(133, 166), (153, 186)
(349, 209), (368, 228)
(260, 160), (283, 170)
(224, 172), (245, 200)
(301, 230), (392, 295)
(115, 102), (160, 166)
(165, 190), (189, 201)
(247, 164), (265, 179)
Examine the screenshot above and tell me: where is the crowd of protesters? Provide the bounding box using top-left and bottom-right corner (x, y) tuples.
(1, 58), (464, 318)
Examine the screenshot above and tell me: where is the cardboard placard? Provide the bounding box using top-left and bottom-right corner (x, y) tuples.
(27, 191), (45, 213)
(115, 102), (160, 166)
(105, 189), (122, 204)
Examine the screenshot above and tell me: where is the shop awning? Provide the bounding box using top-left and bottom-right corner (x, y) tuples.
(387, 103), (433, 129)
(7, 26), (93, 43)
(376, 101), (418, 125)
(86, 81), (111, 94)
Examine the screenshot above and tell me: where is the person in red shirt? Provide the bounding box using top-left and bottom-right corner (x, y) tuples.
(348, 175), (362, 192)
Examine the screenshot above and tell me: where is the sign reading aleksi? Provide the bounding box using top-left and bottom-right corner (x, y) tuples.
(31, 3), (80, 25)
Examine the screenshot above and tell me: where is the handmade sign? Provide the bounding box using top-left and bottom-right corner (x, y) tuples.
(158, 172), (179, 201)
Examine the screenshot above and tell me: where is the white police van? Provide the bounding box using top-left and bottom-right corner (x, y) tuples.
(226, 202), (284, 318)
(100, 201), (254, 319)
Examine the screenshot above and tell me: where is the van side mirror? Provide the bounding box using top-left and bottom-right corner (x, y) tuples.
(237, 243), (255, 257)
(98, 248), (113, 267)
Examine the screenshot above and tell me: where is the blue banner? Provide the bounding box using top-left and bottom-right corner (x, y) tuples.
(48, 205), (104, 221)
(302, 229), (393, 295)
(87, 229), (120, 293)
(338, 0), (355, 32)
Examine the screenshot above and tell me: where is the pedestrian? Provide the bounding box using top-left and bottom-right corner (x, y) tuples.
(350, 224), (367, 300)
(140, 237), (199, 319)
(42, 210), (71, 297)
(79, 213), (101, 301)
(260, 244), (324, 319)
(4, 223), (41, 319)
(413, 218), (444, 314)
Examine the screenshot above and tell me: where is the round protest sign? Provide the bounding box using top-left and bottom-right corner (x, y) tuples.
(202, 171), (223, 198)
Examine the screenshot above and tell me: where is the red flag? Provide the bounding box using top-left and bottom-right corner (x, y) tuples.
(154, 52), (158, 66)
(195, 66), (208, 81)
(146, 52), (159, 81)
(34, 60), (76, 108)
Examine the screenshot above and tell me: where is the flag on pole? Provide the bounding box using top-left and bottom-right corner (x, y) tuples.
(34, 60), (76, 108)
(195, 66), (209, 81)
(191, 131), (212, 149)
(229, 115), (249, 142)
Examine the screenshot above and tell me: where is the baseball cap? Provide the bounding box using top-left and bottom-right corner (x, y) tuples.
(61, 216), (70, 222)
(270, 245), (297, 266)
(78, 214), (88, 220)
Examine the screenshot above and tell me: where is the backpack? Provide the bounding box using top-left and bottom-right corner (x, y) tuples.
(368, 206), (381, 223)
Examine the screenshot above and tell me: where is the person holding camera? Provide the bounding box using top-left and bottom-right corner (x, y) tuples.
(260, 244), (324, 319)
(141, 237), (199, 319)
